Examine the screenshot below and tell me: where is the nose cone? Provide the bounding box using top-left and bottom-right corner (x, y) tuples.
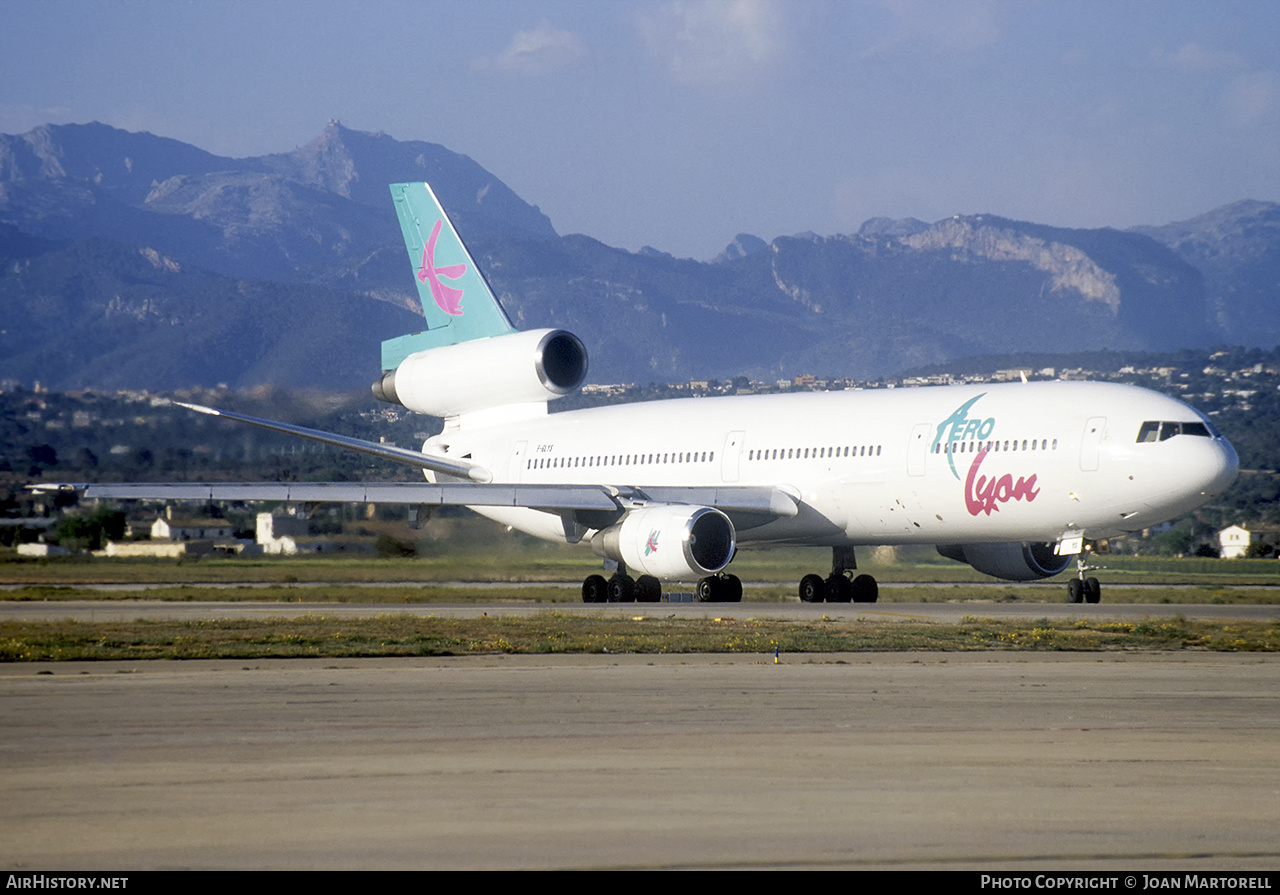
(1135, 433), (1240, 523)
(1203, 436), (1240, 500)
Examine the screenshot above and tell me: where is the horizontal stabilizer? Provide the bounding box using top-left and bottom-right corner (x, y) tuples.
(174, 402), (492, 483)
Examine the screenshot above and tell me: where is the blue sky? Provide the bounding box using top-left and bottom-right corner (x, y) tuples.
(3, 0), (1278, 259)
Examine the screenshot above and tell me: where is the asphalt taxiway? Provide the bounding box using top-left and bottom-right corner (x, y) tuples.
(2, 644), (1278, 870)
(2, 598), (1279, 623)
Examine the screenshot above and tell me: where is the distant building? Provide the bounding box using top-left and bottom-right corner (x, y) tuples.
(993, 368), (1032, 382)
(255, 512), (371, 555)
(1218, 525), (1280, 559)
(111, 508), (243, 557)
(104, 540), (212, 558)
(150, 515), (234, 542)
(17, 543), (70, 558)
(256, 513), (311, 555)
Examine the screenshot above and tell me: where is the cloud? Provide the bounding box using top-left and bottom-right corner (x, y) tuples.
(640, 0), (785, 85)
(1149, 42), (1247, 73)
(1145, 43), (1277, 130)
(1222, 70), (1280, 129)
(871, 0), (1007, 55)
(476, 22), (588, 76)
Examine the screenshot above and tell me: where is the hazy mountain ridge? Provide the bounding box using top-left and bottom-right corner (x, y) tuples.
(0, 122), (1275, 390)
(0, 122), (556, 280)
(1133, 200), (1280, 348)
(0, 234), (422, 391)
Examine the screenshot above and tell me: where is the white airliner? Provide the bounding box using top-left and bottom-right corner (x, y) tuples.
(67, 183), (1239, 604)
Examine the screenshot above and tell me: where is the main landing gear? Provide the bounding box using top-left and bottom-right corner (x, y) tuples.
(695, 573), (742, 603)
(581, 567), (661, 603)
(1067, 555), (1102, 604)
(799, 546), (878, 604)
(580, 565), (742, 603)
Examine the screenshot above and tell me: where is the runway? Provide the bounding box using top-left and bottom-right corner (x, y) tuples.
(1, 598), (1278, 623)
(2, 649), (1278, 870)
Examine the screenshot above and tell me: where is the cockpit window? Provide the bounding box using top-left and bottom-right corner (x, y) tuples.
(1137, 420), (1215, 442)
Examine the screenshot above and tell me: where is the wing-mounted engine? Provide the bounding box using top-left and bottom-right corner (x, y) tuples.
(592, 505), (736, 581)
(372, 328), (588, 420)
(936, 541), (1071, 581)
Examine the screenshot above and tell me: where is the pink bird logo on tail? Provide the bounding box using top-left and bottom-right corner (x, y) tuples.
(417, 219), (466, 316)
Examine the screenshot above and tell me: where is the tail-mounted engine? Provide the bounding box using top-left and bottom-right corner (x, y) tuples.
(373, 328), (588, 419)
(592, 505), (736, 581)
(936, 541), (1071, 581)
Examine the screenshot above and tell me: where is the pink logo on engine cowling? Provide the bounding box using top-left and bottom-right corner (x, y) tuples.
(417, 219), (466, 316)
(645, 530), (659, 555)
(964, 449), (1039, 516)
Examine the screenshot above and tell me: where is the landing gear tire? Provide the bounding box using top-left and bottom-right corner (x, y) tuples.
(1067, 578), (1084, 604)
(799, 574), (826, 603)
(583, 574), (609, 604)
(697, 576), (721, 602)
(636, 575), (662, 602)
(607, 574), (636, 603)
(825, 574), (852, 603)
(723, 574), (742, 603)
(851, 573), (879, 603)
(1084, 577), (1101, 604)
(697, 574), (741, 602)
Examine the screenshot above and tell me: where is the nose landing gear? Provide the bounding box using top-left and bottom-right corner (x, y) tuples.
(1067, 555), (1102, 604)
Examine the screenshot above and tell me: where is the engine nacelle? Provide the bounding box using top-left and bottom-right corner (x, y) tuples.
(592, 506), (735, 581)
(936, 541), (1071, 581)
(372, 328), (588, 418)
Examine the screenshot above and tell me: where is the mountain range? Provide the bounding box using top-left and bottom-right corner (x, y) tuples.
(1, 122), (1277, 392)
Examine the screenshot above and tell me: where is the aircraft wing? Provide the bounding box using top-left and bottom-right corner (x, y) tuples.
(36, 402), (800, 528)
(40, 481), (798, 530)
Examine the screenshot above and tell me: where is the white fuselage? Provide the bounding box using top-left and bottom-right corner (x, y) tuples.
(424, 380), (1238, 551)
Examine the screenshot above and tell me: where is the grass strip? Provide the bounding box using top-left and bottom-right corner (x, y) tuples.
(1, 613), (1276, 661)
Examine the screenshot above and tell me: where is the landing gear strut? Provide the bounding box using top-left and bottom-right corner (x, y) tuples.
(799, 547), (877, 603)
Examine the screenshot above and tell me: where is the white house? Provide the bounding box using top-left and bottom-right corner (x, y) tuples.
(150, 515), (234, 542)
(256, 512), (311, 555)
(254, 512), (373, 555)
(1218, 525), (1279, 559)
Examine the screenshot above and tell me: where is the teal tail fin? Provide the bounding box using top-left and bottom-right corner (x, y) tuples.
(381, 182), (517, 370)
